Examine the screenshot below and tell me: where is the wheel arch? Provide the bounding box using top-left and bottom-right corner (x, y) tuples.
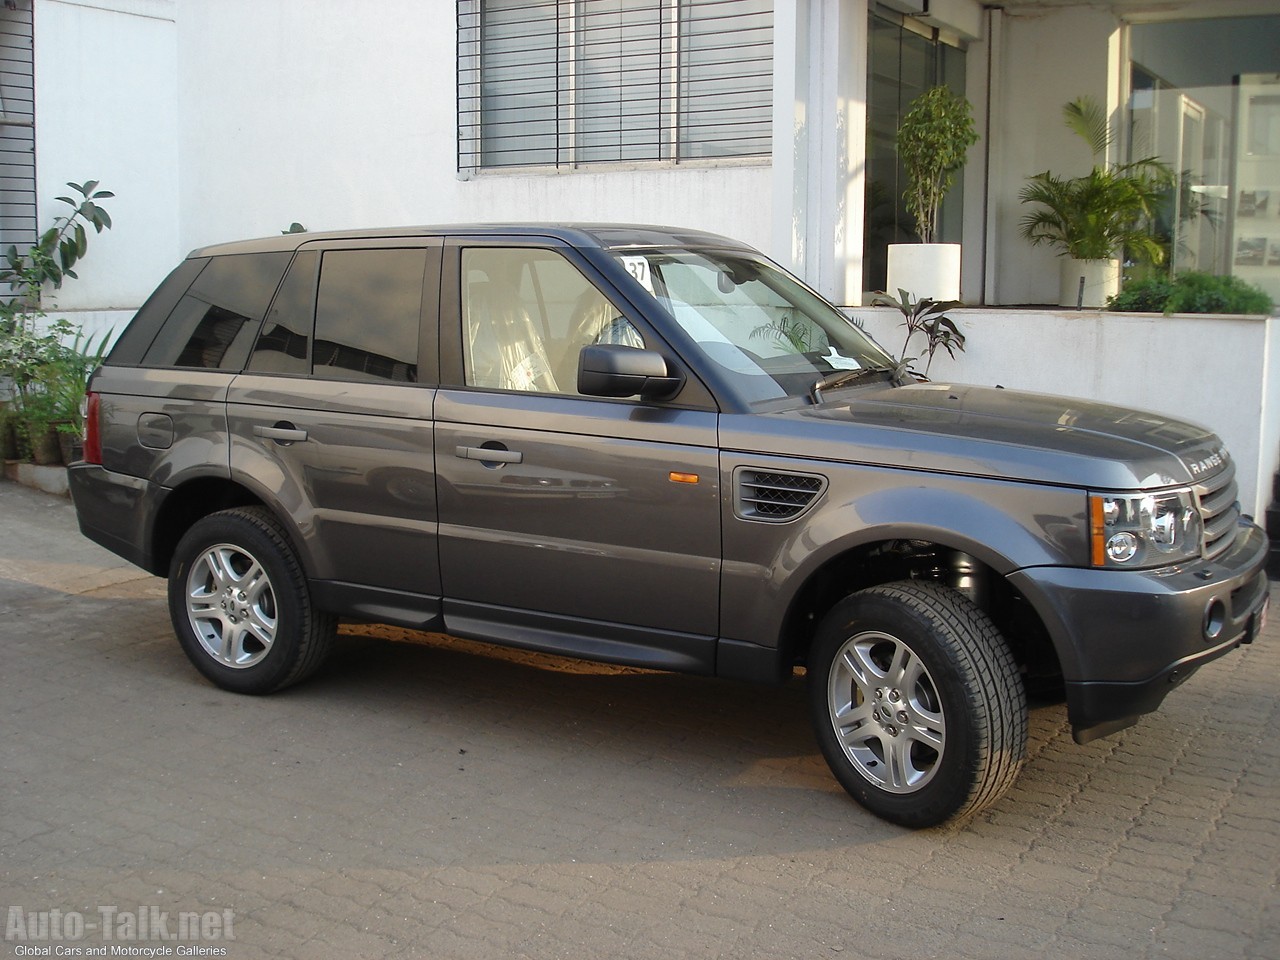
(148, 477), (270, 577)
(775, 527), (1064, 697)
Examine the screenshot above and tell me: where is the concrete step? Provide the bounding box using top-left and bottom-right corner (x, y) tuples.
(2, 461), (69, 497)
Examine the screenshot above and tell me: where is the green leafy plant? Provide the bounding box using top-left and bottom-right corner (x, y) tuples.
(750, 310), (825, 353)
(0, 181), (114, 460)
(1018, 97), (1172, 263)
(871, 289), (967, 376)
(0, 180), (114, 308)
(897, 86), (979, 244)
(1105, 276), (1173, 313)
(51, 325), (113, 434)
(1108, 272), (1273, 315)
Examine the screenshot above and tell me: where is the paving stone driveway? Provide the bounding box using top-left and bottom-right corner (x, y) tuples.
(1, 479), (1277, 960)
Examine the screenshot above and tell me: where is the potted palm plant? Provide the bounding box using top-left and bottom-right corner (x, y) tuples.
(1018, 97), (1171, 307)
(887, 85), (979, 302)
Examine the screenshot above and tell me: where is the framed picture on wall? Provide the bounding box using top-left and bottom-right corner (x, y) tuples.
(1238, 190), (1270, 217)
(1235, 236), (1266, 266)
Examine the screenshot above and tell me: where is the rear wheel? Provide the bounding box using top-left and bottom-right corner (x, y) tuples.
(808, 581), (1027, 827)
(168, 507), (335, 694)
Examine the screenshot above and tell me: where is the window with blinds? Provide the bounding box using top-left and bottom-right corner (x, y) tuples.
(0, 3), (35, 255)
(457, 0), (773, 171)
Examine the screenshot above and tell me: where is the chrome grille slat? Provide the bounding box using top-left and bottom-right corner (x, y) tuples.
(735, 469), (826, 523)
(1195, 461), (1240, 559)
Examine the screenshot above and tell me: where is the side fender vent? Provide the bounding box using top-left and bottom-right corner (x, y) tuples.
(735, 468), (827, 523)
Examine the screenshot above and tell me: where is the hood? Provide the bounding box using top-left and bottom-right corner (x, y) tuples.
(721, 381), (1227, 491)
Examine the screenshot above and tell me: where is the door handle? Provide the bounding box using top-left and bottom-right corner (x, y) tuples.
(455, 444), (522, 464)
(254, 423), (309, 445)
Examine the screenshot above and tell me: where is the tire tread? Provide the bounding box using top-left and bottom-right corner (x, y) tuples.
(168, 506), (335, 694)
(810, 580), (1027, 826)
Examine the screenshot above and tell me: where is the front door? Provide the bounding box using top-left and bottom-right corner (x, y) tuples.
(434, 239), (722, 672)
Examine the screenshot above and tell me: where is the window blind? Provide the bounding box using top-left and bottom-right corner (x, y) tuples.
(458, 0), (772, 170)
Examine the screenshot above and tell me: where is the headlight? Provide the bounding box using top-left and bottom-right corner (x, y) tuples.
(1089, 490), (1202, 568)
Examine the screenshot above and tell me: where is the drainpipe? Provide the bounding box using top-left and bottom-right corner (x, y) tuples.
(980, 4), (1000, 306)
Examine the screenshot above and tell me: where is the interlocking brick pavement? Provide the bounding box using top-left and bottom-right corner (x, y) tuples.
(1, 478), (1276, 959)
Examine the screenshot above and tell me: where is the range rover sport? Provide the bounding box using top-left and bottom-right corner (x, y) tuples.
(69, 225), (1271, 827)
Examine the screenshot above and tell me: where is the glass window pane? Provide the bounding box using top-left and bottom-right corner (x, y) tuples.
(312, 249), (425, 383)
(478, 0), (560, 167)
(1128, 15), (1280, 300)
(862, 13), (966, 297)
(577, 0), (664, 163)
(142, 253), (290, 370)
(460, 0), (773, 169)
(679, 0), (772, 159)
(248, 251), (317, 375)
(462, 247), (640, 394)
(143, 296), (252, 370)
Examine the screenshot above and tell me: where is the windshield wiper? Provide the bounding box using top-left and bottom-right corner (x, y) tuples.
(810, 360), (911, 404)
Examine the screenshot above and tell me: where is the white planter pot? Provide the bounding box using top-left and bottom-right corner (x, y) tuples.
(1058, 258), (1120, 308)
(885, 243), (961, 302)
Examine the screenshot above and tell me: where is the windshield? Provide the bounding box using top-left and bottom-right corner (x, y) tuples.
(613, 248), (896, 402)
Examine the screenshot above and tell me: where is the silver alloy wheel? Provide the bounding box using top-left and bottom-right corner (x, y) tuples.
(185, 542), (278, 669)
(827, 629), (946, 794)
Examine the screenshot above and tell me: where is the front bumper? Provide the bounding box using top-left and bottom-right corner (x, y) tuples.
(1008, 520), (1270, 744)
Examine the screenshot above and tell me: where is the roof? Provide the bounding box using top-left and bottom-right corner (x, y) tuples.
(187, 223), (756, 259)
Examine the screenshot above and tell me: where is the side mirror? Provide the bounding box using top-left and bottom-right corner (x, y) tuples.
(578, 344), (683, 401)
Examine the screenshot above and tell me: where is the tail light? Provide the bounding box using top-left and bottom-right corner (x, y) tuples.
(82, 391), (102, 465)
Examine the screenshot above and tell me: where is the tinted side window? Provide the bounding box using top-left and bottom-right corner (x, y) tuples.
(312, 248), (425, 383)
(247, 251), (318, 375)
(107, 258), (208, 366)
(141, 253), (291, 370)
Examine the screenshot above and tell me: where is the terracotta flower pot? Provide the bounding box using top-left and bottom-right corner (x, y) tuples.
(25, 423), (62, 465)
(0, 418), (18, 460)
(57, 431), (83, 466)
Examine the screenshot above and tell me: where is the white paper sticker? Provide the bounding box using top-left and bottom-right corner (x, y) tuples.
(823, 346), (862, 370)
(620, 255), (655, 293)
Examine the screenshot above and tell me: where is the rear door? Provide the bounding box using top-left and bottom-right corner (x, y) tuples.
(433, 236), (722, 672)
(226, 238), (443, 627)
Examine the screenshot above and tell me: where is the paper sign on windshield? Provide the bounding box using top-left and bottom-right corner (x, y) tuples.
(620, 256), (655, 294)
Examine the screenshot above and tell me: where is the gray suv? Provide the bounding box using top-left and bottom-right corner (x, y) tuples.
(69, 225), (1270, 827)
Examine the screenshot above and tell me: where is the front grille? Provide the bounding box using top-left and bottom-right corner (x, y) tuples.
(1196, 462), (1241, 559)
(735, 468), (826, 522)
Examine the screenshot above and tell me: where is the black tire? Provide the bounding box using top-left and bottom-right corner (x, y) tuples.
(167, 506), (335, 694)
(807, 581), (1027, 828)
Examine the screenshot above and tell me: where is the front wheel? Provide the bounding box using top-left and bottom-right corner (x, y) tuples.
(168, 507), (335, 694)
(808, 581), (1027, 827)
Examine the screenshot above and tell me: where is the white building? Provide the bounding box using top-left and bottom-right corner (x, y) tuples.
(4, 0), (1279, 514)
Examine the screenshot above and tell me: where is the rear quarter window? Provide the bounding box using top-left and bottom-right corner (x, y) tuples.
(140, 252), (291, 370)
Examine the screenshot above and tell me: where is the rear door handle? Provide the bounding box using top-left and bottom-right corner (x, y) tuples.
(455, 445), (522, 464)
(254, 423), (309, 445)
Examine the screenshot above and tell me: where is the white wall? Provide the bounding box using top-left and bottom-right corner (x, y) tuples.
(853, 307), (1280, 518)
(174, 0), (772, 259)
(770, 0), (868, 304)
(33, 0), (179, 311)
